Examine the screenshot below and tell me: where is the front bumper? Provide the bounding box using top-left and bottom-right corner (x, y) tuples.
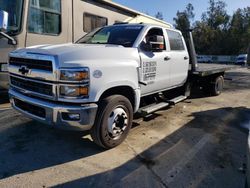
(9, 89), (98, 131)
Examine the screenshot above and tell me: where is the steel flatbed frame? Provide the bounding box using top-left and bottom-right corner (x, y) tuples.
(191, 63), (238, 77)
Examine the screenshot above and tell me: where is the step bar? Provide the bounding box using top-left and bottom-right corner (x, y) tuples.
(167, 95), (187, 105)
(139, 95), (187, 116)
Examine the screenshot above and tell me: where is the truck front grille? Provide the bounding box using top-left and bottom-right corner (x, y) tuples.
(9, 57), (53, 72)
(10, 76), (53, 97)
(14, 98), (46, 118)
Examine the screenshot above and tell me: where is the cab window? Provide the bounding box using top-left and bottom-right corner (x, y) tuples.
(28, 0), (61, 35)
(166, 30), (185, 51)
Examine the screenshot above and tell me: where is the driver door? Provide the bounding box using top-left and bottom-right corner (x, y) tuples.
(139, 27), (171, 96)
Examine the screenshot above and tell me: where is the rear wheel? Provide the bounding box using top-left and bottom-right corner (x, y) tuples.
(202, 75), (224, 96)
(211, 75), (224, 96)
(91, 95), (133, 149)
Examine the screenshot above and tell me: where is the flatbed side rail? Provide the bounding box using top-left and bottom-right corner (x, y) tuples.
(191, 64), (239, 77)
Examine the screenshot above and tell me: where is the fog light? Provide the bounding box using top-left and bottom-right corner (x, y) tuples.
(69, 114), (80, 120)
(62, 113), (80, 121)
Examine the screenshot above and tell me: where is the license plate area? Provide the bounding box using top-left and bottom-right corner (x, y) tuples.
(14, 98), (46, 119)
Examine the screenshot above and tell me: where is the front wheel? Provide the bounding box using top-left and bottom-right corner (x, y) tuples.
(91, 95), (133, 149)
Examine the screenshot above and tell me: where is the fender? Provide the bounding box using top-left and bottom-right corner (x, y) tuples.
(94, 81), (141, 113)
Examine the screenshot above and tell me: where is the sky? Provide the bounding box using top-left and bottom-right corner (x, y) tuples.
(113, 0), (250, 24)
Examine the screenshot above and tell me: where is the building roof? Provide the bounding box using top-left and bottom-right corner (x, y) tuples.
(97, 0), (173, 28)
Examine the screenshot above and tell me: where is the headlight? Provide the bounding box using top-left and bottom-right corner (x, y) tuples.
(60, 68), (89, 82)
(60, 85), (88, 98)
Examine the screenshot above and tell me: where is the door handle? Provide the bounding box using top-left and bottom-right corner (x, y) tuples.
(164, 56), (171, 61)
(184, 56), (189, 60)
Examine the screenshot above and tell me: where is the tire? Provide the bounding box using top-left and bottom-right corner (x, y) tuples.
(91, 95), (133, 149)
(211, 75), (224, 96)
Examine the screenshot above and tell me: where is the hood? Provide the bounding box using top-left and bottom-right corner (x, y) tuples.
(11, 43), (140, 68)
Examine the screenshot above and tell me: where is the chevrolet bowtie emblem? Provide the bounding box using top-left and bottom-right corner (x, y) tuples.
(18, 66), (30, 75)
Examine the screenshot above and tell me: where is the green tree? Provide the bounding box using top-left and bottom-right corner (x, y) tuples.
(173, 3), (195, 31)
(228, 7), (250, 54)
(202, 0), (230, 30)
(173, 3), (195, 42)
(193, 0), (230, 55)
(155, 12), (164, 20)
(173, 0), (250, 55)
(186, 3), (195, 20)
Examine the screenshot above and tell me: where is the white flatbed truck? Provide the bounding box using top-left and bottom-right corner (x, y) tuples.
(7, 23), (236, 148)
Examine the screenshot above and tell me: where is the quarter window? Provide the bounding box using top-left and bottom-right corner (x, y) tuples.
(28, 0), (61, 35)
(166, 30), (185, 51)
(83, 13), (108, 33)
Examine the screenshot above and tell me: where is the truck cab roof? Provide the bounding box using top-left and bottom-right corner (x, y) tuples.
(111, 23), (179, 32)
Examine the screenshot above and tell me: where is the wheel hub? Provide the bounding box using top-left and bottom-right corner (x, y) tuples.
(108, 108), (128, 138)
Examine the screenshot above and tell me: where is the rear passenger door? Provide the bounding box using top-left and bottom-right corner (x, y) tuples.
(165, 29), (189, 86)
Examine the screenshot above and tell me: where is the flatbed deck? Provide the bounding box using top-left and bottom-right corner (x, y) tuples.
(191, 63), (239, 77)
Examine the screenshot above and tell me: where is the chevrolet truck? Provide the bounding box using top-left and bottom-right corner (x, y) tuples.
(8, 23), (235, 149)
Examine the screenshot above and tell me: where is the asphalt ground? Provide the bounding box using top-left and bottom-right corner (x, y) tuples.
(0, 68), (249, 188)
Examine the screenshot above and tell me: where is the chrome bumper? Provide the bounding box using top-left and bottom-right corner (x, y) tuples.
(9, 89), (98, 131)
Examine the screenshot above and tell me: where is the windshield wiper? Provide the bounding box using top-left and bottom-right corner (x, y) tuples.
(0, 31), (17, 45)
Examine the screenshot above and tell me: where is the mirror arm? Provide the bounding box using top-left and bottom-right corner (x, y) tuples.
(0, 31), (17, 45)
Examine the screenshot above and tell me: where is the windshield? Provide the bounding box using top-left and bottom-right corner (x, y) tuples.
(77, 25), (143, 47)
(0, 0), (24, 34)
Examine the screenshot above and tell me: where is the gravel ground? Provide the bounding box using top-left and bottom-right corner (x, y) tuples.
(0, 68), (249, 188)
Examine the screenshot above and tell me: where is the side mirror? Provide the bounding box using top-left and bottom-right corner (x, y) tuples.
(0, 10), (8, 32)
(140, 41), (152, 51)
(148, 35), (165, 51)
